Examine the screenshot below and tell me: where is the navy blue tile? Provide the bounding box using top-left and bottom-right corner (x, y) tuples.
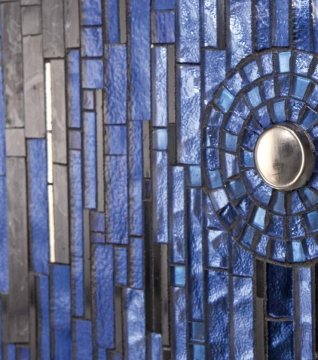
(273, 0), (289, 46)
(268, 322), (294, 360)
(105, 0), (120, 43)
(71, 257), (84, 317)
(82, 59), (104, 89)
(81, 0), (102, 25)
(154, 0), (175, 9)
(172, 287), (187, 359)
(67, 50), (81, 128)
(81, 27), (103, 57)
(130, 0), (151, 121)
(74, 320), (93, 360)
(255, 0), (270, 50)
(130, 238), (144, 289)
(153, 11), (175, 43)
(37, 275), (50, 360)
(92, 245), (114, 349)
(27, 140), (49, 275)
(105, 45), (127, 124)
(52, 265), (71, 360)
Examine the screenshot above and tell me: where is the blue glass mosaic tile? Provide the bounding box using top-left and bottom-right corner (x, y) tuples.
(294, 0), (312, 51)
(153, 11), (175, 44)
(255, 0), (270, 50)
(81, 27), (103, 57)
(81, 0), (102, 25)
(172, 288), (187, 359)
(273, 0), (289, 46)
(72, 257), (84, 317)
(149, 333), (162, 360)
(105, 0), (120, 42)
(37, 275), (50, 360)
(268, 322), (294, 359)
(203, 0), (217, 47)
(67, 50), (81, 128)
(82, 59), (104, 89)
(74, 320), (93, 360)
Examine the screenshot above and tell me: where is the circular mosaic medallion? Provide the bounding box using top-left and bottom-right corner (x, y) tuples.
(203, 49), (318, 264)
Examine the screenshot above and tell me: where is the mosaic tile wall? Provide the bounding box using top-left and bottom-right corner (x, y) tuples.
(0, 0), (317, 359)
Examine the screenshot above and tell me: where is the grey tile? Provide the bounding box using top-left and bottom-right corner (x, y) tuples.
(119, 0), (127, 43)
(22, 5), (41, 35)
(21, 0), (40, 4)
(51, 60), (67, 164)
(42, 0), (65, 57)
(23, 35), (45, 138)
(2, 3), (24, 128)
(53, 164), (70, 264)
(143, 121), (150, 178)
(83, 210), (91, 319)
(5, 129), (25, 157)
(96, 90), (104, 212)
(64, 0), (80, 48)
(7, 158), (29, 342)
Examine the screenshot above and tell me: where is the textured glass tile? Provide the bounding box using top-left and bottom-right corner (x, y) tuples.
(126, 289), (146, 359)
(291, 190), (306, 213)
(306, 211), (318, 232)
(228, 179), (246, 199)
(206, 148), (220, 170)
(216, 88), (235, 112)
(105, 45), (127, 124)
(172, 265), (186, 286)
(37, 275), (50, 360)
(225, 72), (246, 95)
(294, 76), (310, 99)
(262, 79), (275, 100)
(105, 126), (127, 155)
(204, 50), (226, 103)
(130, 0), (150, 121)
(153, 129), (168, 151)
(225, 113), (243, 134)
(82, 59), (104, 89)
(291, 241), (305, 262)
(149, 333), (162, 360)
(115, 247), (127, 286)
(273, 101), (286, 122)
(267, 264), (293, 318)
(232, 240), (253, 276)
(153, 47), (167, 127)
(273, 0), (289, 46)
(293, 0), (312, 51)
(209, 188), (228, 211)
(203, 0), (217, 47)
(207, 230), (228, 269)
(67, 50), (81, 128)
(92, 245), (114, 348)
(253, 207), (266, 229)
(52, 265), (71, 359)
(220, 204), (236, 226)
(301, 108), (318, 129)
(288, 216), (305, 238)
(242, 151), (254, 168)
(81, 27), (103, 57)
(289, 99), (304, 122)
(72, 257), (84, 317)
(177, 65), (201, 164)
(191, 322), (204, 342)
(234, 98), (250, 119)
(242, 131), (258, 150)
(306, 237), (318, 259)
(172, 287), (187, 359)
(224, 132), (237, 152)
(267, 215), (284, 238)
(241, 225), (255, 247)
(207, 271), (229, 359)
(295, 52), (313, 75)
(206, 169), (222, 189)
(272, 191), (286, 214)
(81, 0), (102, 25)
(256, 235), (269, 256)
(244, 61), (260, 82)
(256, 106), (271, 127)
(233, 277), (253, 358)
(105, 0), (120, 42)
(229, 0), (252, 67)
(278, 75), (290, 96)
(193, 345), (205, 359)
(188, 166), (201, 187)
(279, 52), (291, 73)
(224, 153), (239, 178)
(307, 85), (318, 108)
(255, 0), (270, 50)
(268, 322), (294, 359)
(74, 320), (93, 360)
(153, 11), (175, 43)
(261, 52), (273, 74)
(177, 0), (200, 63)
(237, 197), (253, 218)
(301, 188), (318, 206)
(130, 238), (143, 289)
(244, 169), (262, 189)
(272, 240), (287, 262)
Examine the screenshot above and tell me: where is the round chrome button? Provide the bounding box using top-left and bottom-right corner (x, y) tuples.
(254, 124), (315, 191)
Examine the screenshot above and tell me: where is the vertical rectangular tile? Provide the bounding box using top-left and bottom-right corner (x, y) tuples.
(148, 333), (162, 360)
(67, 50), (81, 129)
(177, 65), (201, 164)
(52, 265), (71, 360)
(96, 91), (105, 212)
(71, 256), (84, 317)
(204, 50), (226, 104)
(27, 140), (49, 275)
(129, 237), (144, 289)
(203, 0), (217, 47)
(255, 0), (271, 50)
(74, 320), (93, 360)
(172, 287), (187, 359)
(105, 156), (128, 244)
(293, 0), (312, 51)
(272, 0), (289, 47)
(36, 275), (50, 360)
(83, 112), (97, 209)
(64, 0), (80, 48)
(92, 245), (115, 349)
(229, 0), (252, 68)
(105, 45), (127, 124)
(177, 0), (200, 63)
(313, 0), (318, 52)
(167, 46), (176, 124)
(7, 158), (29, 343)
(2, 3), (23, 128)
(53, 164), (70, 264)
(105, 0), (120, 43)
(42, 0), (65, 57)
(152, 11), (175, 44)
(84, 210), (92, 318)
(268, 322), (294, 359)
(125, 289), (146, 359)
(0, 176), (8, 294)
(22, 6), (41, 36)
(129, 0), (151, 121)
(81, 0), (102, 25)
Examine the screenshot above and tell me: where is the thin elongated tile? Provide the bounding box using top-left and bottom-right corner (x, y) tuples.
(203, 0), (217, 47)
(204, 50), (226, 103)
(67, 50), (81, 129)
(22, 6), (41, 36)
(129, 0), (151, 121)
(129, 238), (144, 289)
(74, 320), (93, 360)
(52, 265), (71, 360)
(293, 0), (312, 51)
(177, 65), (201, 164)
(177, 0), (200, 63)
(172, 287), (187, 359)
(71, 257), (84, 317)
(148, 333), (162, 360)
(115, 247), (128, 285)
(23, 35), (45, 138)
(105, 125), (127, 155)
(96, 91), (105, 212)
(0, 31), (5, 177)
(51, 60), (67, 164)
(84, 210), (92, 318)
(0, 176), (8, 293)
(105, 0), (120, 43)
(153, 11), (175, 44)
(53, 164), (70, 264)
(64, 0), (80, 48)
(229, 0), (252, 68)
(2, 3), (23, 128)
(7, 158), (29, 343)
(268, 322), (293, 359)
(27, 140), (49, 275)
(272, 0), (289, 47)
(255, 0), (270, 50)
(105, 45), (127, 124)
(36, 275), (50, 360)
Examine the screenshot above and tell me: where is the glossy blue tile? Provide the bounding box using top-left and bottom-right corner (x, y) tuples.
(291, 241), (305, 262)
(244, 61), (260, 82)
(267, 215), (284, 238)
(105, 45), (127, 124)
(291, 191), (306, 213)
(306, 211), (318, 232)
(279, 51), (291, 73)
(295, 52), (313, 75)
(294, 76), (310, 99)
(177, 65), (201, 164)
(83, 112), (97, 209)
(18, 347), (30, 360)
(261, 53), (273, 75)
(130, 0), (151, 121)
(278, 74), (291, 96)
(52, 265), (71, 360)
(74, 320), (93, 360)
(267, 264), (293, 318)
(272, 191), (286, 214)
(225, 113), (243, 134)
(272, 240), (287, 262)
(82, 27), (103, 57)
(27, 140), (49, 275)
(293, 0), (312, 51)
(188, 166), (201, 187)
(67, 50), (81, 128)
(247, 87), (261, 107)
(172, 287), (187, 359)
(81, 0), (102, 25)
(154, 0), (175, 9)
(242, 151), (254, 168)
(228, 179), (245, 199)
(206, 169), (222, 189)
(203, 0), (217, 47)
(153, 129), (168, 150)
(256, 106), (271, 127)
(233, 277), (253, 359)
(207, 271), (229, 359)
(268, 322), (294, 360)
(177, 0), (200, 63)
(216, 88), (234, 112)
(226, 72), (246, 95)
(255, 0), (270, 50)
(172, 265), (186, 286)
(105, 156), (128, 244)
(130, 238), (143, 289)
(149, 333), (162, 360)
(153, 47), (168, 127)
(126, 289), (146, 359)
(204, 50), (226, 103)
(273, 0), (289, 46)
(242, 131), (258, 150)
(69, 151), (83, 257)
(72, 257), (84, 317)
(273, 101), (286, 122)
(224, 132), (237, 152)
(105, 125), (127, 155)
(37, 275), (50, 360)
(307, 85), (318, 108)
(207, 229), (228, 269)
(129, 122), (143, 236)
(232, 241), (253, 276)
(82, 59), (104, 89)
(153, 11), (175, 43)
(105, 0), (120, 42)
(253, 207), (266, 230)
(191, 322), (205, 342)
(92, 245), (114, 349)
(6, 345), (16, 360)
(115, 247), (127, 286)
(193, 345), (205, 359)
(224, 153), (239, 178)
(209, 188), (228, 211)
(306, 237), (318, 259)
(171, 167), (185, 262)
(301, 108), (318, 129)
(229, 0), (252, 67)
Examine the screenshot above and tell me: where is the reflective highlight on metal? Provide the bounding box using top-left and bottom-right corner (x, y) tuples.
(255, 124), (315, 191)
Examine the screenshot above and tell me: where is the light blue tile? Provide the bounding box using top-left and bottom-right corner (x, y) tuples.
(130, 238), (144, 289)
(294, 76), (310, 99)
(172, 265), (186, 286)
(253, 207), (266, 230)
(153, 129), (168, 150)
(279, 51), (291, 73)
(115, 247), (127, 286)
(81, 27), (103, 57)
(247, 87), (261, 107)
(81, 0), (102, 25)
(203, 0), (217, 47)
(273, 101), (286, 122)
(207, 229), (229, 269)
(82, 59), (104, 89)
(216, 88), (234, 112)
